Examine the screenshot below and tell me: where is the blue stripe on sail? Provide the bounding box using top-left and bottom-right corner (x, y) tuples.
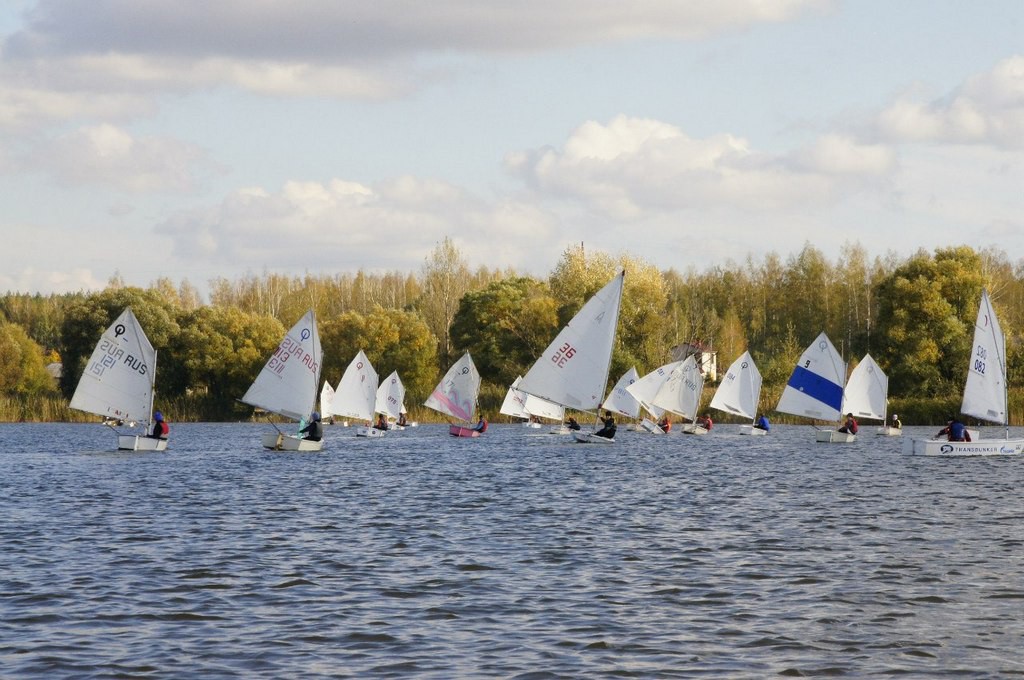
(787, 365), (843, 411)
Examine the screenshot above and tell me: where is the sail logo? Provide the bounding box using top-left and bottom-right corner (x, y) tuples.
(270, 335), (318, 376)
(90, 339), (147, 377)
(552, 342), (576, 367)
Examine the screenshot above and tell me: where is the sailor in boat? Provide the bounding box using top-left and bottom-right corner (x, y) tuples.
(397, 412), (408, 427)
(657, 415), (671, 433)
(565, 417), (581, 431)
(755, 414), (770, 432)
(936, 416), (970, 442)
(148, 412), (169, 440)
(696, 413), (713, 431)
(472, 415), (488, 433)
(374, 413), (389, 431)
(890, 414), (902, 430)
(838, 413), (858, 434)
(595, 411), (616, 439)
(300, 412), (323, 442)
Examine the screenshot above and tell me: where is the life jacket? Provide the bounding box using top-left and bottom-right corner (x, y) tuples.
(949, 421), (967, 441)
(158, 420), (169, 437)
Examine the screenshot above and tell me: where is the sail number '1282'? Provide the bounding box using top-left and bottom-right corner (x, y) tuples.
(552, 342), (576, 367)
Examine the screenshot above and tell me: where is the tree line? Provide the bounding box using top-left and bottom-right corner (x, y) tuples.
(2, 240), (1022, 424)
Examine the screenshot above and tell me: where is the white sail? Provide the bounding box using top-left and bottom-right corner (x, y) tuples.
(651, 355), (704, 421)
(710, 351), (762, 420)
(519, 271), (625, 411)
(961, 289), (1007, 425)
(776, 332), (846, 422)
(331, 350), (378, 422)
(241, 310), (322, 421)
(499, 376), (531, 419)
(524, 394), (566, 422)
(320, 380), (335, 418)
(424, 352), (480, 423)
(375, 370), (405, 420)
(841, 353), (888, 422)
(625, 360), (684, 419)
(69, 307), (158, 424)
(602, 367), (641, 419)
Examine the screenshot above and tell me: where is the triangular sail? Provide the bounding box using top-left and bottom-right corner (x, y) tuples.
(602, 367), (641, 419)
(320, 380), (335, 418)
(331, 350), (378, 422)
(424, 352), (480, 423)
(500, 376), (531, 419)
(710, 351), (762, 420)
(651, 355), (704, 421)
(519, 271), (625, 410)
(625, 360), (683, 419)
(375, 370), (405, 420)
(841, 354), (887, 422)
(69, 307), (157, 423)
(241, 310), (322, 421)
(776, 332), (845, 422)
(524, 394), (565, 422)
(961, 289), (1007, 425)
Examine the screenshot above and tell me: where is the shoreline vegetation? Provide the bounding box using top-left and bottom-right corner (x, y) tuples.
(3, 240), (1024, 428)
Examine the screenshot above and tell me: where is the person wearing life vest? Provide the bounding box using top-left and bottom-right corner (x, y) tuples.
(696, 413), (713, 431)
(149, 411), (169, 439)
(754, 414), (770, 431)
(890, 413), (902, 430)
(472, 415), (488, 433)
(657, 415), (672, 433)
(300, 412), (323, 441)
(838, 413), (858, 434)
(936, 416), (970, 442)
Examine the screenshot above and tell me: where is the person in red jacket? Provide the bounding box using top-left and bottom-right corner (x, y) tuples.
(149, 411), (169, 439)
(838, 413), (858, 434)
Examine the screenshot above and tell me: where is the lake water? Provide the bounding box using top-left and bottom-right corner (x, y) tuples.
(1, 422), (1023, 678)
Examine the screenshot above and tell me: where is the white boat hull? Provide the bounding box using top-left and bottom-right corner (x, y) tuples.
(522, 421), (542, 429)
(118, 435), (168, 451)
(681, 424), (709, 435)
(816, 430), (857, 443)
(261, 432), (323, 451)
(904, 437), (1024, 456)
(875, 426), (902, 436)
(639, 418), (666, 434)
(574, 432), (615, 444)
(355, 426), (386, 438)
(738, 424), (767, 436)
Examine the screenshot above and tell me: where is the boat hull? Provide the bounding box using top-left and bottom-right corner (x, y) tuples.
(639, 418), (666, 434)
(450, 425), (481, 438)
(816, 430), (856, 443)
(904, 437), (1024, 456)
(355, 426), (386, 438)
(118, 435), (168, 451)
(574, 432), (615, 444)
(680, 424), (709, 435)
(261, 432), (323, 451)
(875, 426), (902, 436)
(738, 424), (767, 436)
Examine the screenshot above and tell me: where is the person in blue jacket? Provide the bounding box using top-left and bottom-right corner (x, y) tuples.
(936, 416), (971, 442)
(754, 414), (770, 432)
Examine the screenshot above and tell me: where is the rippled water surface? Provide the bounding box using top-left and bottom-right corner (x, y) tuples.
(2, 422), (1024, 678)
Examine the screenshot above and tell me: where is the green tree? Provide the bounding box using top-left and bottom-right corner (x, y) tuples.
(0, 321), (56, 396)
(416, 237), (472, 367)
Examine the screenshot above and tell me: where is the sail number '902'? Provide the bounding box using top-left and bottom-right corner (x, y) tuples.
(974, 344), (987, 374)
(552, 342), (576, 367)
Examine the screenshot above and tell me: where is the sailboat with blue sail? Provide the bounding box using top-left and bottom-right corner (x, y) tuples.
(775, 332), (848, 441)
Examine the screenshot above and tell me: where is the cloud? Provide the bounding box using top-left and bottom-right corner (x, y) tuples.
(873, 55), (1024, 149)
(26, 123), (219, 192)
(0, 266), (104, 295)
(505, 115), (893, 219)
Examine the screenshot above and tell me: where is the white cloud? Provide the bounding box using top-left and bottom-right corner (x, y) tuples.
(0, 266), (105, 295)
(874, 55), (1024, 149)
(27, 123), (218, 192)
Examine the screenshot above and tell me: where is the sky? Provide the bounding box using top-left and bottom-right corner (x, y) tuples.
(1, 0), (1022, 298)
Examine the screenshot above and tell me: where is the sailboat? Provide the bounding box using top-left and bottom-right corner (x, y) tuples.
(424, 352), (483, 437)
(69, 307), (167, 451)
(518, 271), (625, 444)
(650, 355), (707, 435)
(500, 376), (535, 426)
(319, 380), (338, 425)
(906, 290), (1024, 456)
(375, 370), (405, 430)
(625, 360), (683, 434)
(602, 367), (641, 426)
(776, 332), (848, 441)
(839, 354), (895, 437)
(241, 309), (323, 451)
(329, 350), (382, 438)
(709, 351), (765, 436)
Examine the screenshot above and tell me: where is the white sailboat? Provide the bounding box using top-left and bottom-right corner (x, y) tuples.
(329, 350), (382, 438)
(625, 360), (682, 433)
(602, 367), (641, 423)
(776, 332), (848, 441)
(651, 355), (707, 435)
(840, 354), (897, 437)
(241, 309), (323, 451)
(424, 352), (483, 437)
(375, 370), (406, 430)
(906, 290), (1024, 456)
(710, 351), (765, 436)
(319, 380), (337, 424)
(500, 376), (536, 426)
(518, 271), (625, 444)
(69, 307), (168, 451)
